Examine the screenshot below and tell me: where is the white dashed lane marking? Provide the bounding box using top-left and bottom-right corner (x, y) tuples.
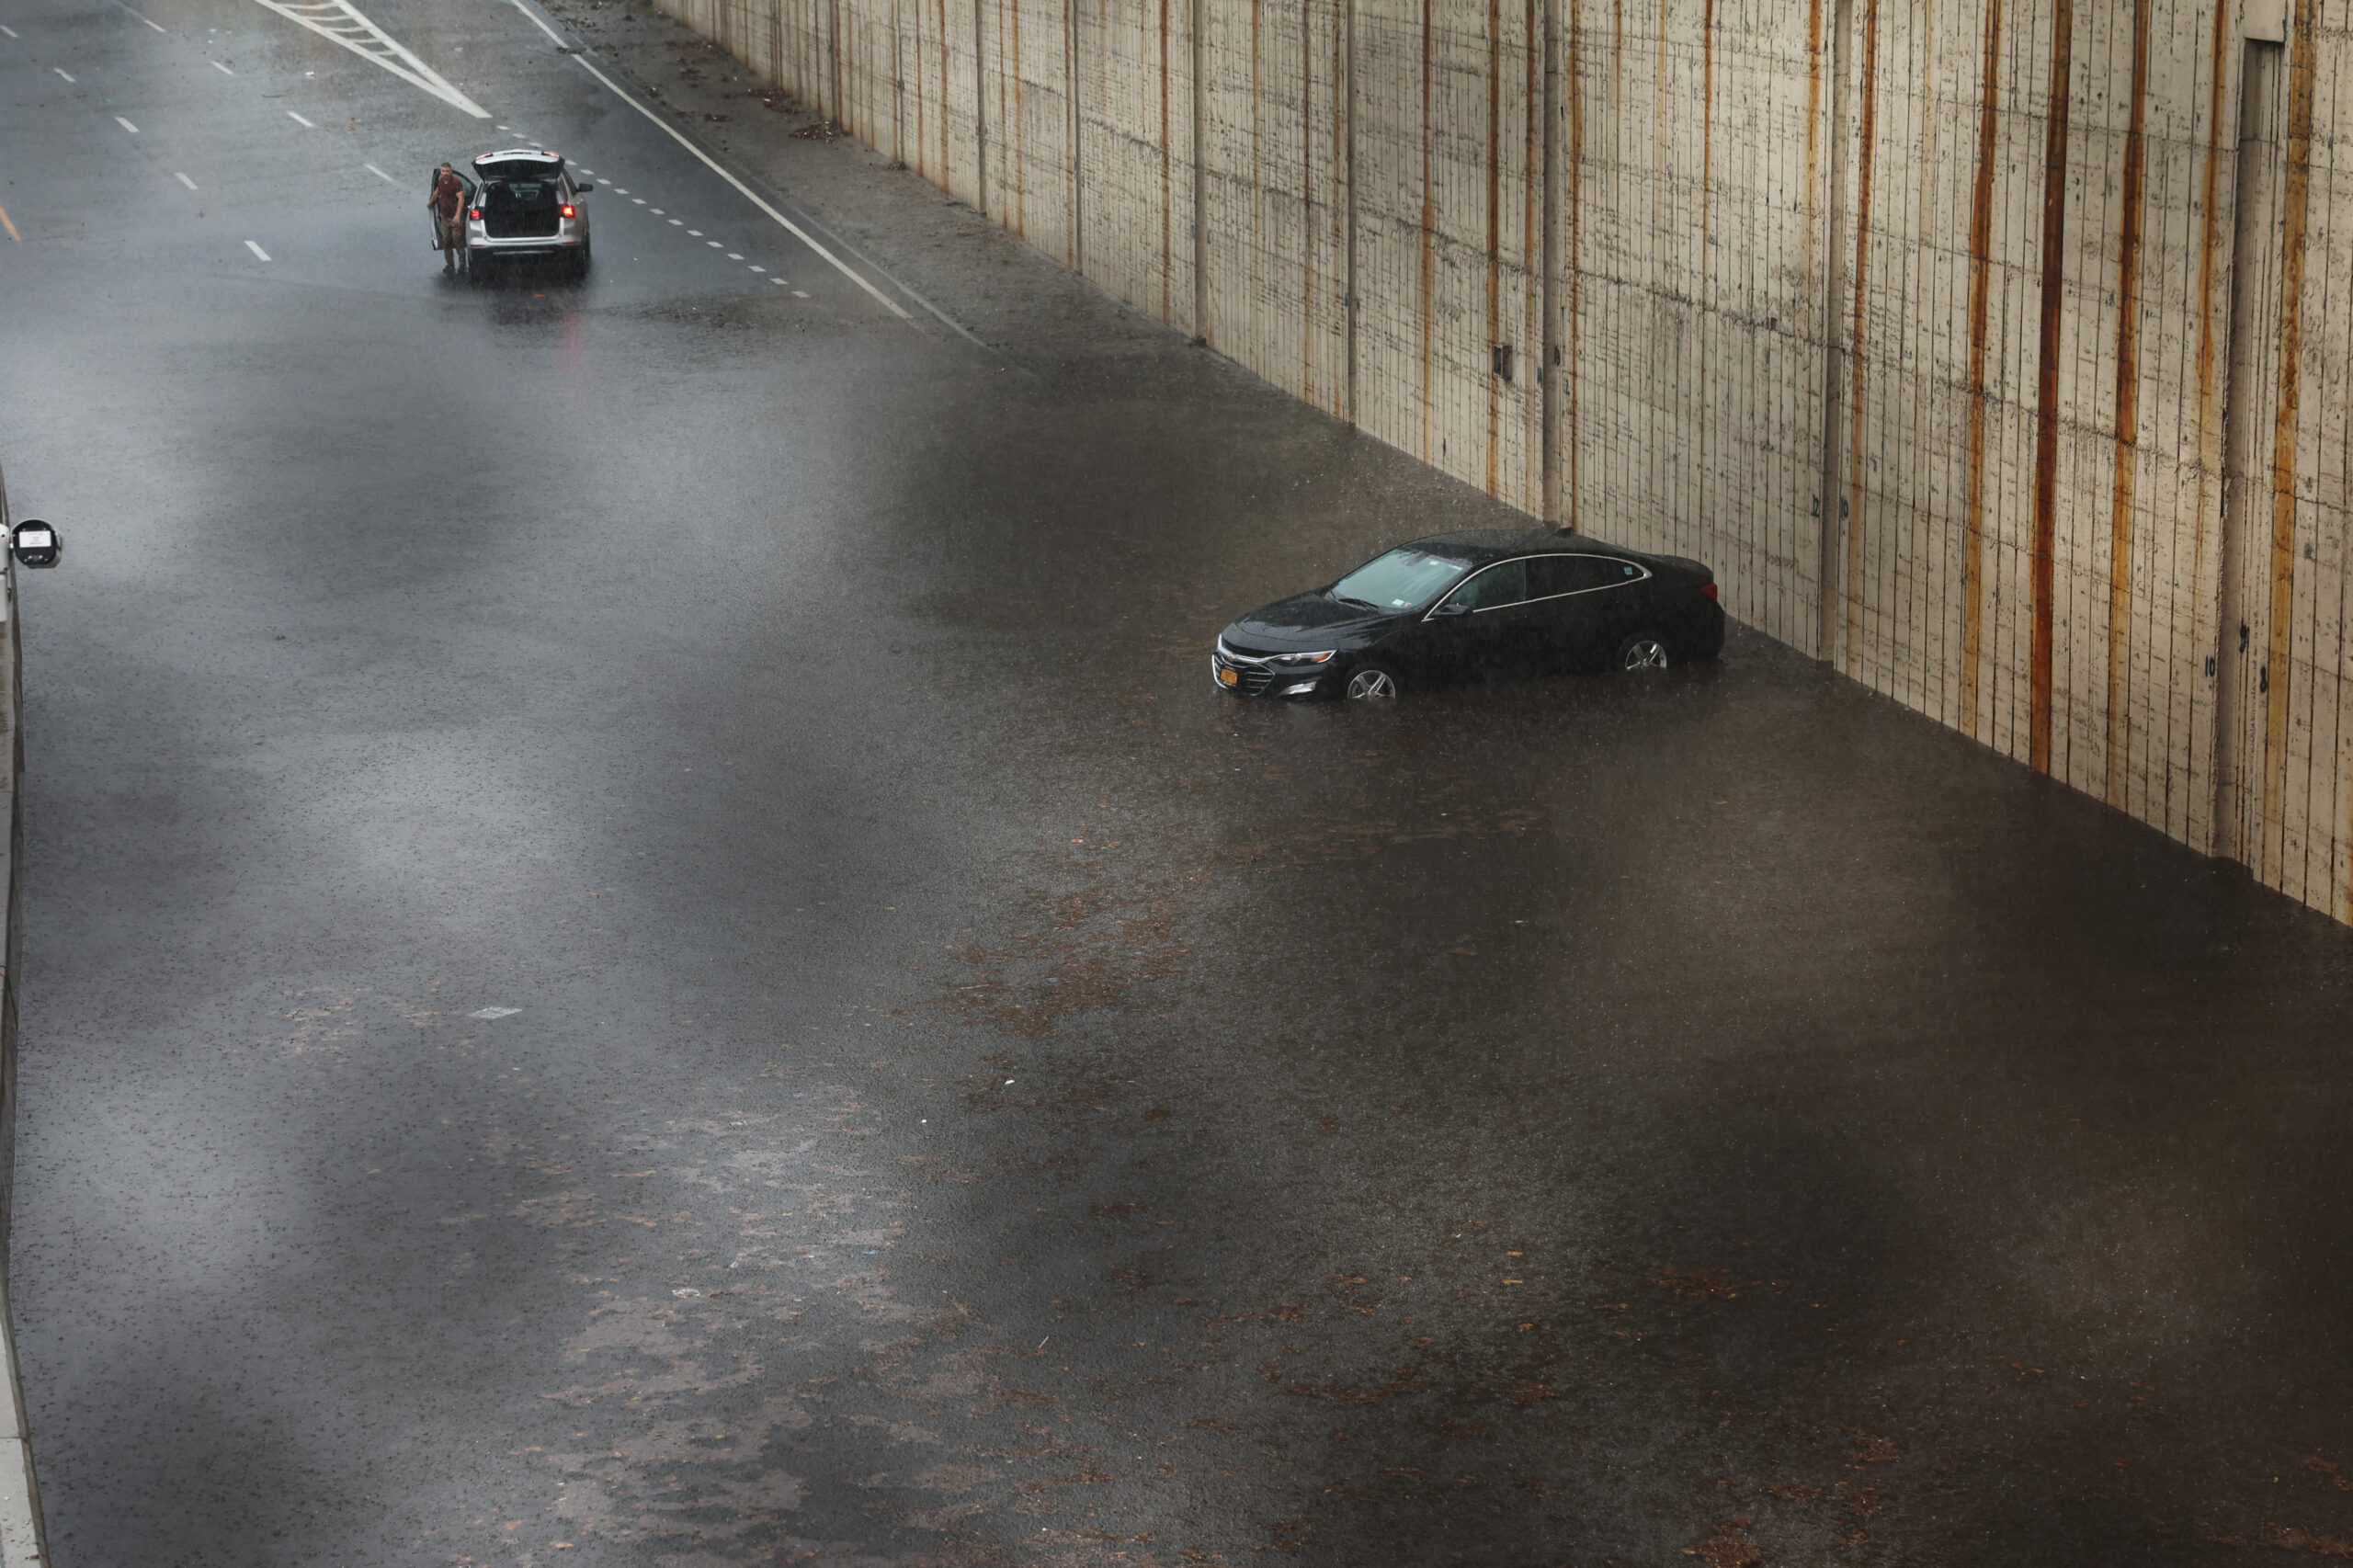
(244, 239), (271, 260)
(175, 171), (197, 189)
(287, 109), (313, 127)
(210, 59), (233, 74)
(0, 26), (19, 38)
(115, 116), (138, 132)
(53, 66), (74, 82)
(129, 9), (166, 31)
(363, 162), (394, 182)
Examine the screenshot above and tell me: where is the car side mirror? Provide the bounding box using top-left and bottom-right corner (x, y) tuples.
(1430, 600), (1470, 618)
(10, 520), (61, 569)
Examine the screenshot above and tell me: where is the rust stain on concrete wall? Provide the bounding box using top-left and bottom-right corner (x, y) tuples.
(2101, 0), (2152, 806)
(1840, 0), (1881, 665)
(2263, 0), (2318, 866)
(2027, 0), (2075, 776)
(1799, 0), (1821, 285)
(1958, 0), (2002, 740)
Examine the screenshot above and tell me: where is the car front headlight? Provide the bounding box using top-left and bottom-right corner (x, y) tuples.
(1267, 651), (1336, 668)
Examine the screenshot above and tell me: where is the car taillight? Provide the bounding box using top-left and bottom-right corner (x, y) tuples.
(560, 204), (576, 219)
(1699, 582), (1719, 600)
(467, 207), (481, 220)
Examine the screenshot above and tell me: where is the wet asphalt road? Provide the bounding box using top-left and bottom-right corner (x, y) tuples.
(5, 1), (2353, 1563)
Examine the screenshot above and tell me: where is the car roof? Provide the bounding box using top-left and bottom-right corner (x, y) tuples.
(1403, 528), (1651, 565)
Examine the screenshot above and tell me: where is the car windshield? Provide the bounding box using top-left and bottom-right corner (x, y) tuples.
(1329, 548), (1472, 610)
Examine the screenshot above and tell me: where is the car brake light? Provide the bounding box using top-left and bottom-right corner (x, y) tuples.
(467, 207), (481, 220)
(1699, 582), (1718, 600)
(561, 204), (576, 219)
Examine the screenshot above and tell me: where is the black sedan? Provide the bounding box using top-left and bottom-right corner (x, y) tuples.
(1212, 528), (1723, 699)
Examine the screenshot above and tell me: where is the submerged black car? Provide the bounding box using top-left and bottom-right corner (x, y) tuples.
(1212, 528), (1723, 699)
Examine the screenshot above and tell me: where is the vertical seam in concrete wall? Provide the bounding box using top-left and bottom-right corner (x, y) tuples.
(1811, 0), (1847, 664)
(1699, 0), (1713, 297)
(828, 0), (842, 122)
(1009, 0), (1025, 235)
(974, 0), (989, 215)
(1562, 0), (1579, 529)
(1158, 0), (1171, 319)
(2102, 0), (2153, 808)
(1486, 0), (1504, 496)
(1192, 0), (1207, 339)
(1066, 0), (1079, 267)
(2266, 0), (2316, 876)
(1959, 0), (2004, 739)
(2188, 0), (2235, 844)
(1523, 0), (1539, 510)
(1301, 0), (1315, 407)
(1541, 0), (1564, 525)
(2028, 0), (2076, 775)
(1417, 0), (1435, 462)
(1839, 0), (1880, 667)
(1343, 0), (1358, 423)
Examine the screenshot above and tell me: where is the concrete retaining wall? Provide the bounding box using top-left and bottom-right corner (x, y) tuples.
(0, 470), (47, 1565)
(655, 0), (2353, 927)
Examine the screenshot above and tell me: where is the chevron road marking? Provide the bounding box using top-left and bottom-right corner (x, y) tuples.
(244, 0), (488, 118)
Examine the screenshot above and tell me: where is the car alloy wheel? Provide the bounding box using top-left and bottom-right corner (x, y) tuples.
(1617, 634), (1672, 672)
(1345, 667), (1400, 699)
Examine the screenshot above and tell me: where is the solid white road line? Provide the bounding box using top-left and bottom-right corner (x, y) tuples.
(362, 162), (394, 182)
(175, 170), (198, 189)
(244, 239), (271, 260)
(116, 116), (139, 132)
(52, 66), (74, 82)
(210, 59), (233, 73)
(244, 0), (486, 118)
(287, 109), (313, 127)
(506, 6), (915, 324)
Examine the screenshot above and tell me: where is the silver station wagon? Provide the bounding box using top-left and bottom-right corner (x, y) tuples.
(464, 149), (593, 278)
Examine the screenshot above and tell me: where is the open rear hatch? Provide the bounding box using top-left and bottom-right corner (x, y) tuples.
(472, 151), (564, 238)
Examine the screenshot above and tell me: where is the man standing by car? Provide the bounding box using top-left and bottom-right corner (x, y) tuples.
(427, 162), (466, 273)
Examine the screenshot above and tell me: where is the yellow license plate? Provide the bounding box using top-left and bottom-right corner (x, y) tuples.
(1217, 665), (1239, 686)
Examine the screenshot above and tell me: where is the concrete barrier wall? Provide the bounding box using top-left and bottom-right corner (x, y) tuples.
(650, 0), (2353, 928)
(0, 471), (51, 1564)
